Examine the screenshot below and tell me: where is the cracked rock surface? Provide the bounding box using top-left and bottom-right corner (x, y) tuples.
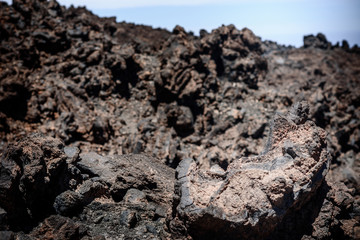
(172, 102), (331, 239)
(0, 134), (175, 239)
(0, 0), (359, 239)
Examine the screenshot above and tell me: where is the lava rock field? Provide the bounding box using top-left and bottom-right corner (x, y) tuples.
(0, 0), (359, 239)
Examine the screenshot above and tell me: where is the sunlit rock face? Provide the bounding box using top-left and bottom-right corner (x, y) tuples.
(172, 102), (331, 240)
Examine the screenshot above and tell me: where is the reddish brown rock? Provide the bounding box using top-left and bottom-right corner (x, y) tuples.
(29, 215), (84, 240)
(172, 102), (331, 239)
(0, 134), (69, 230)
(0, 0), (359, 239)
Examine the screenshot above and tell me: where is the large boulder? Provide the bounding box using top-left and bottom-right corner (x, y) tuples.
(171, 102), (331, 239)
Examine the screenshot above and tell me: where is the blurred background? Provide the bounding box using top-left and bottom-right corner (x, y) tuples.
(2, 0), (360, 47)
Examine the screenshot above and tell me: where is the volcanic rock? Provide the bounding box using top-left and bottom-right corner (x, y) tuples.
(53, 190), (84, 216)
(0, 0), (359, 239)
(172, 102), (331, 239)
(0, 134), (69, 230)
(27, 215), (86, 240)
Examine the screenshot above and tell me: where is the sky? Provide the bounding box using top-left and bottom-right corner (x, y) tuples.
(2, 0), (360, 47)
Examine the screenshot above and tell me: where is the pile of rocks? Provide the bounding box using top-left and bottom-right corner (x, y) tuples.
(0, 0), (359, 239)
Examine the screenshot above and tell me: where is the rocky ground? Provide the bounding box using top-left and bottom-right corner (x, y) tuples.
(0, 0), (360, 239)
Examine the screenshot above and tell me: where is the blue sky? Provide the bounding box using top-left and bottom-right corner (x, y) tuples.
(2, 0), (360, 47)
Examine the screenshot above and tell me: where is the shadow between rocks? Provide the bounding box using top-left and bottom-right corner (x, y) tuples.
(267, 180), (330, 240)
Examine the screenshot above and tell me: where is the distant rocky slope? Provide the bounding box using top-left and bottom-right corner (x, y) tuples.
(0, 0), (359, 239)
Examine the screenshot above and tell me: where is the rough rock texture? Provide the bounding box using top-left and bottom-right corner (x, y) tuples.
(0, 135), (175, 239)
(171, 102), (331, 239)
(72, 153), (175, 239)
(0, 0), (359, 239)
(0, 134), (69, 231)
(27, 215), (87, 240)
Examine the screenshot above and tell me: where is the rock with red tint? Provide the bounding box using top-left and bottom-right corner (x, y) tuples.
(0, 134), (69, 230)
(0, 0), (359, 239)
(28, 215), (85, 240)
(172, 102), (331, 239)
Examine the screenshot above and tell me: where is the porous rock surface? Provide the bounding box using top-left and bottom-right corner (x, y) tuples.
(0, 0), (360, 239)
(172, 102), (331, 239)
(0, 134), (175, 239)
(0, 134), (69, 231)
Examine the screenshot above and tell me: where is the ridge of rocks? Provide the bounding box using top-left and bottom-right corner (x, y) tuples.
(0, 0), (359, 239)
